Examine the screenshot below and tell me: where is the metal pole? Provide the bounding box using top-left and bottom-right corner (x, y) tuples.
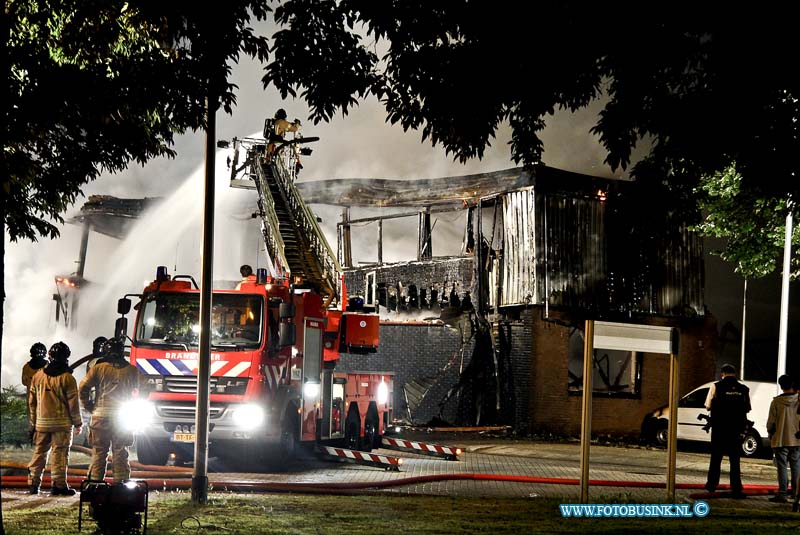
(740, 279), (747, 379)
(71, 220), (91, 330)
(579, 319), (594, 503)
(192, 95), (216, 504)
(666, 350), (680, 501)
(778, 211), (792, 380)
(76, 220), (90, 279)
(378, 219), (383, 265)
(342, 208), (352, 268)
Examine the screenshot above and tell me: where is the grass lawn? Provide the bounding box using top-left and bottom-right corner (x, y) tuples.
(4, 491), (800, 535)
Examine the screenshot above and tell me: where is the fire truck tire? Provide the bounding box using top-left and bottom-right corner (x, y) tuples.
(344, 410), (361, 451)
(279, 412), (300, 461)
(363, 405), (380, 452)
(135, 438), (170, 466)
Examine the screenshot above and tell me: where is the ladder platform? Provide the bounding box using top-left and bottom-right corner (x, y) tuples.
(316, 445), (402, 471)
(380, 437), (462, 461)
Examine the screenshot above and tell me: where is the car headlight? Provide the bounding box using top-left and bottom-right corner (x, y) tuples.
(377, 381), (389, 405)
(118, 399), (154, 433)
(231, 403), (265, 430)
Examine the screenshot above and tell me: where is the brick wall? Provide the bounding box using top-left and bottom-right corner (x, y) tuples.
(528, 308), (718, 437)
(337, 320), (474, 425)
(334, 303), (716, 438)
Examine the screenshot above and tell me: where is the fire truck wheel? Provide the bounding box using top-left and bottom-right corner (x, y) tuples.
(344, 413), (361, 451)
(135, 438), (169, 466)
(363, 416), (378, 453)
(279, 413), (300, 461)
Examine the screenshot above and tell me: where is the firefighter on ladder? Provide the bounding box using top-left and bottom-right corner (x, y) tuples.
(265, 108), (303, 173)
(79, 337), (142, 482)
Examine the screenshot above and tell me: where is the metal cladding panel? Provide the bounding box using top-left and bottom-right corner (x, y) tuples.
(534, 193), (608, 314)
(491, 184), (704, 318)
(499, 189), (537, 307)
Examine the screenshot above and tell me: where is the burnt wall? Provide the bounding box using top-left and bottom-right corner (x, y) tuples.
(343, 257), (475, 315)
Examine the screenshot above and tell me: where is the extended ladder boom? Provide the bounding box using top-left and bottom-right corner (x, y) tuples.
(231, 138), (341, 305)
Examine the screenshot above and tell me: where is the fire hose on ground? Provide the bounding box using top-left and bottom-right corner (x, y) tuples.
(0, 461), (780, 498)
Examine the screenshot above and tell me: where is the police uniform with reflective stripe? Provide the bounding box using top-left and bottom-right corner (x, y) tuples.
(704, 376), (751, 494)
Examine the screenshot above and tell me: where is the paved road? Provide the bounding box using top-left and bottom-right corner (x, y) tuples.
(0, 434), (789, 512)
(204, 433), (782, 507)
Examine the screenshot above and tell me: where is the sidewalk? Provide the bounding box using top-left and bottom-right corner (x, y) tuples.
(389, 430), (785, 508)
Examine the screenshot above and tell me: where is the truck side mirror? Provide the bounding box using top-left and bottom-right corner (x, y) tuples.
(118, 298), (132, 315)
(279, 323), (296, 347)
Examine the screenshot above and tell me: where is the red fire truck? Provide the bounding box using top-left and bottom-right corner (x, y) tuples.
(117, 267), (390, 465)
(117, 132), (392, 465)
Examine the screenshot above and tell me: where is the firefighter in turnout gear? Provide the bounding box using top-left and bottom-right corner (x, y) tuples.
(27, 341), (82, 495)
(22, 342), (48, 393)
(79, 337), (142, 482)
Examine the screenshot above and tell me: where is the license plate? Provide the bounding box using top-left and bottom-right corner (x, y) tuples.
(172, 432), (195, 443)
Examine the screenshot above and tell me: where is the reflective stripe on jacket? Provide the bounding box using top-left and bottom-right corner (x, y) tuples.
(29, 370), (81, 431)
(79, 361), (141, 417)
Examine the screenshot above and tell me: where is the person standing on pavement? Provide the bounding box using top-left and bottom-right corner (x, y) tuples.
(27, 342), (82, 496)
(766, 374), (800, 503)
(704, 363), (751, 498)
(79, 337), (142, 482)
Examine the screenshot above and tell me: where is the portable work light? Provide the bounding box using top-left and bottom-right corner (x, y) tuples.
(78, 480), (149, 535)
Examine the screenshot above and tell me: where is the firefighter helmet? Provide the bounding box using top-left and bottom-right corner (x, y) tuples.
(275, 108), (287, 120)
(48, 342), (71, 363)
(101, 338), (125, 360)
(92, 336), (108, 356)
(29, 342), (47, 360)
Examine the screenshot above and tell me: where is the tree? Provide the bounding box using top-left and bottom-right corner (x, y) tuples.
(695, 165), (800, 278)
(265, 3), (799, 276)
(5, 1), (271, 242)
(4, 3), (271, 530)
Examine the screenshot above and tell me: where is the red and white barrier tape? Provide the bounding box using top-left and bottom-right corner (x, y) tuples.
(381, 437), (461, 458)
(318, 446), (402, 469)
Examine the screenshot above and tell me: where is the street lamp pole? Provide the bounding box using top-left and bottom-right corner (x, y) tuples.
(777, 208), (793, 381)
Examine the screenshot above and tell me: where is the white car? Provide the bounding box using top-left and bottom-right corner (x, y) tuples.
(641, 380), (776, 457)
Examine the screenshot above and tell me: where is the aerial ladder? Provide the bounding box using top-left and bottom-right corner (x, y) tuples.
(226, 132), (339, 307)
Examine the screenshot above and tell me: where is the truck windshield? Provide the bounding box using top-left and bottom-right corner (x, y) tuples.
(135, 292), (264, 350)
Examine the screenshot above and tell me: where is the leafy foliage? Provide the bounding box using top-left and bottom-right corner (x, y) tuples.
(5, 1), (271, 241)
(264, 5), (800, 277)
(0, 385), (29, 446)
(695, 166), (800, 279)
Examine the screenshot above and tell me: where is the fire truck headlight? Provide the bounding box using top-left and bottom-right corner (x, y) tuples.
(377, 381), (389, 405)
(303, 382), (320, 399)
(118, 399), (154, 433)
(232, 404), (265, 430)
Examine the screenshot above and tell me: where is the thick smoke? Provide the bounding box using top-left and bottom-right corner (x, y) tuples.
(3, 47), (619, 388)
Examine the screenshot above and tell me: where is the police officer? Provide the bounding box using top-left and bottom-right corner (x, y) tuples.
(704, 363), (751, 498)
(79, 337), (141, 482)
(27, 342), (82, 496)
(22, 342), (48, 395)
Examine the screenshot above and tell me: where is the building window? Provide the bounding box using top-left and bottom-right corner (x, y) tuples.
(567, 328), (642, 397)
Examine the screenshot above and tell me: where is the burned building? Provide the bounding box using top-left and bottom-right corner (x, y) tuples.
(299, 166), (715, 437)
(56, 195), (162, 328)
